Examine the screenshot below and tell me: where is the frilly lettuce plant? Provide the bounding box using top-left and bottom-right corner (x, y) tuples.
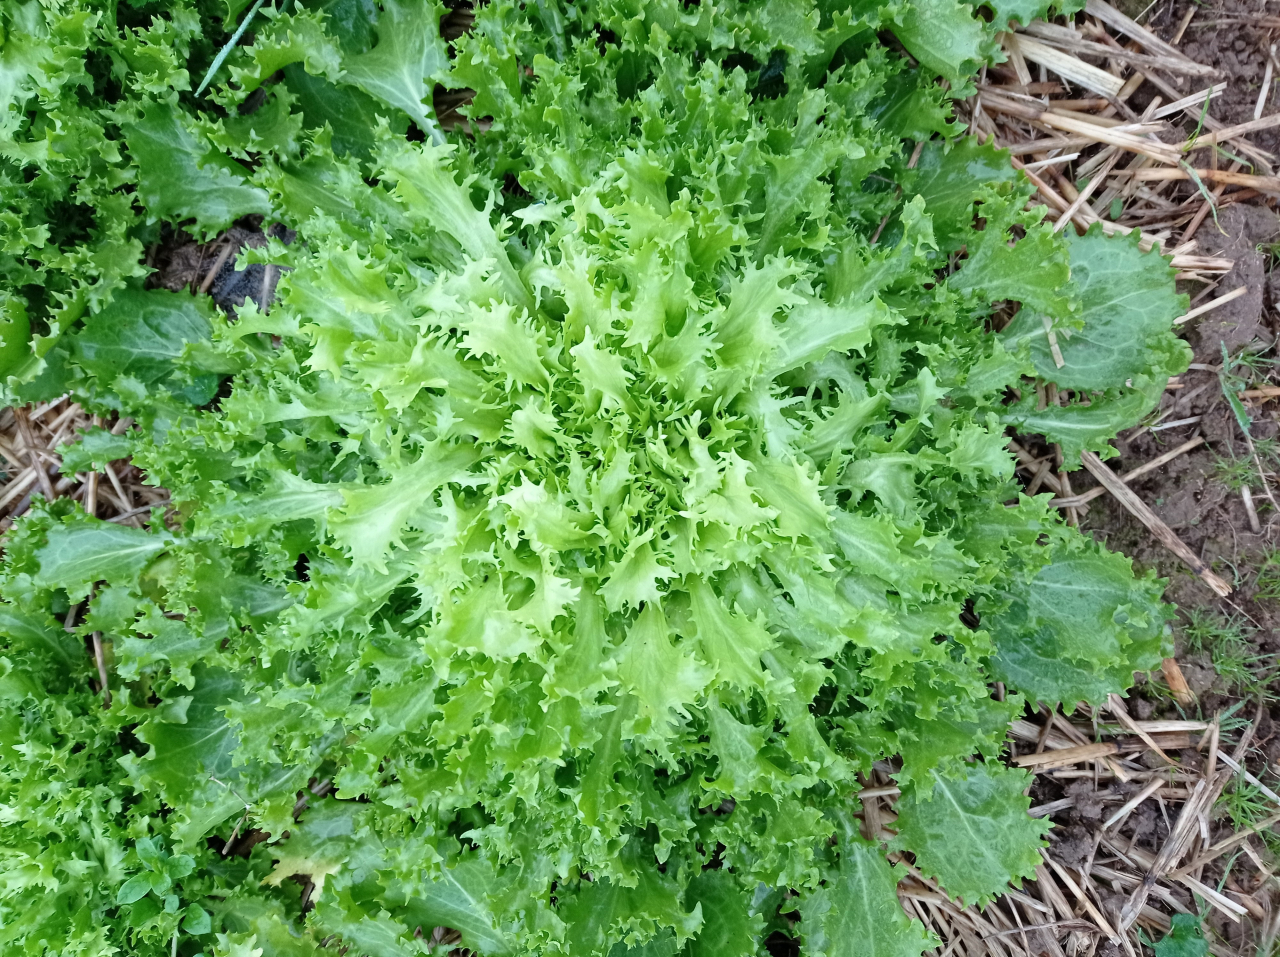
(0, 1), (1185, 955)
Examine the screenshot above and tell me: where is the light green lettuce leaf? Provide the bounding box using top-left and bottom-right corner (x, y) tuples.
(616, 603), (712, 732)
(338, 0), (450, 143)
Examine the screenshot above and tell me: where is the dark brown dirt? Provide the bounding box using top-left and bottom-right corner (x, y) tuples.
(1165, 0), (1280, 155)
(1193, 203), (1278, 354)
(1085, 387), (1278, 625)
(1083, 391), (1280, 672)
(147, 217), (293, 313)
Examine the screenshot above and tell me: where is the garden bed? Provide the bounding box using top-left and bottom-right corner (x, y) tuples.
(1, 1), (1278, 955)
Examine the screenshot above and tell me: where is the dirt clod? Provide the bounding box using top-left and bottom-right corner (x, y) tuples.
(1193, 204), (1278, 354)
(1064, 780), (1106, 821)
(1053, 825), (1096, 867)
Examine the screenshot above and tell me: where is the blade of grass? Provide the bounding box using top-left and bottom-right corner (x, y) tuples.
(194, 0), (268, 97)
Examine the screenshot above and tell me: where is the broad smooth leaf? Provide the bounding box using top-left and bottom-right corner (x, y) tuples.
(0, 604), (83, 672)
(402, 858), (514, 956)
(685, 869), (762, 957)
(339, 0), (450, 142)
(129, 666), (241, 804)
(71, 288), (212, 385)
(890, 0), (998, 85)
(894, 764), (1049, 907)
(1002, 225), (1190, 391)
(1001, 380), (1163, 463)
(285, 64), (409, 158)
(984, 539), (1171, 707)
(800, 840), (932, 957)
(35, 521), (171, 597)
(911, 138), (1023, 251)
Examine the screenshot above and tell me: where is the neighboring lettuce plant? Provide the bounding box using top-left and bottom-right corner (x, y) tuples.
(0, 1), (1184, 956)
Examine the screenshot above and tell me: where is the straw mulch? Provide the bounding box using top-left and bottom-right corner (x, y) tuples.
(0, 402), (162, 534)
(876, 704), (1279, 957)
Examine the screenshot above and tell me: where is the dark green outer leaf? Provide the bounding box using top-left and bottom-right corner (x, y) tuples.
(1001, 382), (1160, 463)
(1022, 551), (1144, 663)
(893, 763), (1049, 908)
(890, 0), (997, 85)
(988, 0), (1080, 29)
(402, 858), (514, 956)
(800, 841), (932, 957)
(1002, 225), (1189, 392)
(284, 64), (408, 159)
(0, 604), (83, 672)
(984, 539), (1171, 707)
(130, 666), (241, 805)
(71, 288), (213, 386)
(987, 622), (1162, 709)
(912, 138), (1021, 250)
(338, 0), (450, 142)
(868, 71), (956, 140)
(951, 214), (1074, 318)
(684, 869), (762, 957)
(126, 100), (272, 235)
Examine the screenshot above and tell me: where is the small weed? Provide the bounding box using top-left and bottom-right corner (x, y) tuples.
(1215, 698), (1256, 736)
(1262, 240), (1280, 270)
(1217, 778), (1280, 858)
(1141, 913), (1208, 957)
(1180, 610), (1278, 701)
(1248, 435), (1278, 458)
(1257, 549), (1280, 604)
(1225, 348), (1280, 384)
(1192, 350), (1277, 510)
(1211, 437), (1279, 494)
(1212, 452), (1259, 492)
(1182, 608), (1247, 653)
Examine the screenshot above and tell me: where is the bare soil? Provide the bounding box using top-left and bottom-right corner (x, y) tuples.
(1172, 0), (1280, 155)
